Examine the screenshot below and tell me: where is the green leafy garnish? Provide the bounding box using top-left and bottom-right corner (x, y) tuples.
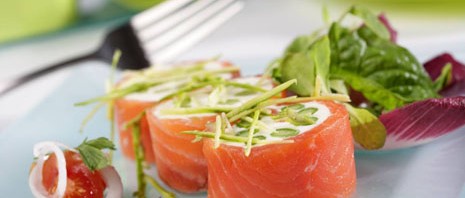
(329, 22), (438, 111)
(245, 110), (261, 156)
(345, 104), (386, 149)
(159, 106), (234, 115)
(280, 36), (331, 96)
(227, 79), (297, 120)
(271, 128), (299, 138)
(348, 6), (390, 40)
(76, 137), (116, 171)
(433, 63), (452, 91)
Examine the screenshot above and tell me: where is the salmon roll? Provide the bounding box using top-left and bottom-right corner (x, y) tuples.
(115, 61), (239, 164)
(146, 76), (274, 193)
(202, 100), (356, 198)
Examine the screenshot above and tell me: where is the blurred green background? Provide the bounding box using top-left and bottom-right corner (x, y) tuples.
(0, 0), (164, 44)
(1, 0), (465, 45)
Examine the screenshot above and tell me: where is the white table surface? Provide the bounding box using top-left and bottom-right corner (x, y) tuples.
(1, 0), (465, 132)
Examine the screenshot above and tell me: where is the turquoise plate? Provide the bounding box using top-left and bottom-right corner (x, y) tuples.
(1, 63), (465, 197)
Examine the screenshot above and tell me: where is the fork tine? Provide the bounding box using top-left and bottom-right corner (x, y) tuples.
(131, 0), (194, 30)
(142, 0), (237, 55)
(151, 1), (244, 63)
(137, 0), (218, 42)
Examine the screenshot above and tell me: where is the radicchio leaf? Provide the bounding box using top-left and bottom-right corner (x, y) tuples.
(379, 96), (465, 150)
(378, 13), (398, 43)
(424, 53), (465, 97)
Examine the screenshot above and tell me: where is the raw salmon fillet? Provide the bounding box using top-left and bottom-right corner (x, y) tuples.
(203, 100), (356, 198)
(115, 99), (156, 164)
(146, 109), (216, 193)
(114, 61), (239, 165)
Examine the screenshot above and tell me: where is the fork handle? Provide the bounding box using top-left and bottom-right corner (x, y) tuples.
(0, 52), (99, 97)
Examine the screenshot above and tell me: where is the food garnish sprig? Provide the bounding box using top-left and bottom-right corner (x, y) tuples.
(124, 112), (175, 198)
(262, 6), (444, 149)
(29, 137), (122, 198)
(179, 79), (350, 156)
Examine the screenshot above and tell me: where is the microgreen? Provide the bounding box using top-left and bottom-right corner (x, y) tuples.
(271, 128), (300, 138)
(245, 110), (261, 156)
(182, 131), (292, 146)
(227, 79), (297, 120)
(159, 106), (234, 115)
(76, 137), (116, 171)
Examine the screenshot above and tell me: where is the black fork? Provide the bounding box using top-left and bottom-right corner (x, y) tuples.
(0, 0), (244, 97)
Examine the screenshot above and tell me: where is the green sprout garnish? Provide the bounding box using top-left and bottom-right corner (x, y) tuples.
(227, 79), (297, 121)
(245, 110), (261, 156)
(271, 128), (300, 138)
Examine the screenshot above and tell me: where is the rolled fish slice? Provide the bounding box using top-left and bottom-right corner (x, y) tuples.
(203, 100), (356, 198)
(115, 61), (239, 164)
(146, 76), (274, 193)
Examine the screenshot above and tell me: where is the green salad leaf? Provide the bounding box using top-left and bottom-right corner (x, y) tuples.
(345, 104), (386, 149)
(269, 5), (444, 150)
(329, 22), (438, 110)
(280, 36), (331, 96)
(432, 63), (452, 92)
(348, 6), (390, 40)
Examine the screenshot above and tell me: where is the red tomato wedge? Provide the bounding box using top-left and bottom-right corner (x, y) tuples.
(146, 110), (215, 193)
(203, 100), (356, 198)
(42, 151), (107, 198)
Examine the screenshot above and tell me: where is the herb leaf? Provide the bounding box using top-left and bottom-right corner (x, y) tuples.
(280, 36), (331, 96)
(76, 137), (116, 171)
(348, 6), (390, 40)
(433, 63), (452, 92)
(329, 22), (438, 110)
(84, 137), (116, 150)
(345, 104), (386, 149)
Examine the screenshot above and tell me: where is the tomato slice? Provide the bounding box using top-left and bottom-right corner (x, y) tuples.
(42, 151), (107, 198)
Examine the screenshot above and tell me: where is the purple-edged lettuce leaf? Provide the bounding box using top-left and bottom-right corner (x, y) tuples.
(424, 53), (465, 97)
(379, 96), (465, 150)
(378, 13), (397, 43)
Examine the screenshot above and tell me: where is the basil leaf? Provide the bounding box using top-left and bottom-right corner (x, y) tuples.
(345, 104), (386, 149)
(433, 63), (452, 92)
(271, 128), (299, 138)
(349, 6), (390, 40)
(329, 23), (438, 110)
